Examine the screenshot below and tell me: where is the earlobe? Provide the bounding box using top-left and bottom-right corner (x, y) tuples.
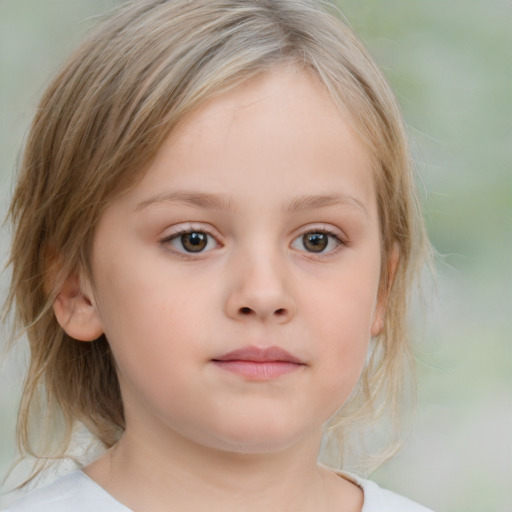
(53, 272), (104, 342)
(371, 243), (400, 338)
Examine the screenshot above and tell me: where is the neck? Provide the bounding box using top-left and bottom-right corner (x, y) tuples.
(84, 418), (362, 512)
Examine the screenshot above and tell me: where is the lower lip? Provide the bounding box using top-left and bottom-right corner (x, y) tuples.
(212, 360), (303, 380)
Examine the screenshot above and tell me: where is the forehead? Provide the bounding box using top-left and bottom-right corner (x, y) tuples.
(117, 66), (377, 218)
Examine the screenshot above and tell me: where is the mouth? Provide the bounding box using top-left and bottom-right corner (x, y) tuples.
(211, 346), (305, 380)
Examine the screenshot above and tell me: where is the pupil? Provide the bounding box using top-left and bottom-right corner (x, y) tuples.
(303, 233), (327, 252)
(182, 232), (207, 252)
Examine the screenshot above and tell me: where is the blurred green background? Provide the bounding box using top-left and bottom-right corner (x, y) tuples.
(0, 1), (510, 511)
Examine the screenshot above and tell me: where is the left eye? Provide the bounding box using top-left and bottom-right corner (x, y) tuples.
(291, 231), (342, 254)
(166, 231), (218, 253)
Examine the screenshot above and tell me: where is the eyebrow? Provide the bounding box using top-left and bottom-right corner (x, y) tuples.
(136, 191), (235, 211)
(287, 193), (367, 215)
(136, 190), (367, 215)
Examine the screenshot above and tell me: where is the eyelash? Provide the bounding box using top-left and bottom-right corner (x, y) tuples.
(291, 228), (345, 256)
(160, 226), (345, 257)
(160, 225), (221, 257)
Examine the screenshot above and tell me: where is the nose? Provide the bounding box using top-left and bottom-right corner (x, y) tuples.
(224, 252), (296, 324)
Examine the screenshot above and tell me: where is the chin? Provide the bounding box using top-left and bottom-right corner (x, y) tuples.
(199, 417), (317, 456)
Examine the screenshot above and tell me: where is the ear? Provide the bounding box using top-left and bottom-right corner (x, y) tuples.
(371, 243), (400, 338)
(53, 271), (104, 342)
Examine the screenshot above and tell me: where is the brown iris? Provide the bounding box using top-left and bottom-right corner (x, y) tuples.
(181, 232), (208, 252)
(302, 232), (328, 252)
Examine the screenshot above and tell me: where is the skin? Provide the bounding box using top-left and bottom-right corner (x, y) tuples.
(54, 66), (395, 512)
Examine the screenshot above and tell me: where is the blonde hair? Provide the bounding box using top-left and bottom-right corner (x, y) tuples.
(5, 0), (427, 476)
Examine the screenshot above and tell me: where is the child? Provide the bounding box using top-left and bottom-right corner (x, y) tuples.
(3, 0), (432, 510)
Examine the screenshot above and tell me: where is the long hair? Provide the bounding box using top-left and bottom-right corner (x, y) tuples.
(5, 0), (428, 478)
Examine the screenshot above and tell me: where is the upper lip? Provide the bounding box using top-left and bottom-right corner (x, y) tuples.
(212, 346), (304, 364)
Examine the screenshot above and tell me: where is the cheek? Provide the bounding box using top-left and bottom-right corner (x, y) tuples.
(95, 279), (206, 424)
(301, 268), (378, 404)
(308, 271), (378, 348)
(91, 255), (202, 379)
(316, 309), (370, 393)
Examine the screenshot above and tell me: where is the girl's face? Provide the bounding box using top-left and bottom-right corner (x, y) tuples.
(85, 67), (386, 454)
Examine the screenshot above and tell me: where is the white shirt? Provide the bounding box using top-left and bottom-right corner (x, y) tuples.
(3, 470), (433, 511)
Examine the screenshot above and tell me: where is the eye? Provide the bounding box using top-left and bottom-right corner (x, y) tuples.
(291, 230), (343, 254)
(164, 230), (218, 253)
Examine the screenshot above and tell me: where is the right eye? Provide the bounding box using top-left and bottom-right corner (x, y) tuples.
(164, 230), (219, 253)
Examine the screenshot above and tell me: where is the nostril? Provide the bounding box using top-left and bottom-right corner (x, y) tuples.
(236, 306), (289, 318)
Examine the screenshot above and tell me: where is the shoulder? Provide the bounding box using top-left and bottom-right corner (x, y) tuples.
(340, 472), (434, 512)
(2, 471), (131, 512)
